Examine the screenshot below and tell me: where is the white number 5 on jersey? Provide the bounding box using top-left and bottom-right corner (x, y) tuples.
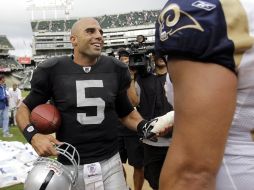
(76, 80), (105, 125)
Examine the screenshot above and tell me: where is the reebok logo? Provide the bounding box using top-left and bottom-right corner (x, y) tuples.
(192, 1), (216, 11)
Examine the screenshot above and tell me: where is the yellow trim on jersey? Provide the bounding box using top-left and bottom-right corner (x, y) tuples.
(220, 0), (254, 67)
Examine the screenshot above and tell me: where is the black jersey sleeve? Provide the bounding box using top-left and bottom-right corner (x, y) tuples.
(112, 57), (132, 92)
(112, 57), (134, 118)
(115, 90), (134, 118)
(155, 0), (236, 73)
(23, 58), (58, 110)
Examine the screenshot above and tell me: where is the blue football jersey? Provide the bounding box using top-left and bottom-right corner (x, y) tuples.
(155, 0), (246, 73)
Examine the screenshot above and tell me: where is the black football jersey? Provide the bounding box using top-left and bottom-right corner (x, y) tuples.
(23, 55), (133, 164)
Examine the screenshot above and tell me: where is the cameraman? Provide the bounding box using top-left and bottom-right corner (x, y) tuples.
(133, 53), (173, 190)
(117, 48), (145, 190)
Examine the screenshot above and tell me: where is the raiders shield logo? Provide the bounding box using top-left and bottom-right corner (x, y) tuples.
(83, 67), (91, 73)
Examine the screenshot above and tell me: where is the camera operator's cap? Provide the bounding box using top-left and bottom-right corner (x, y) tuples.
(118, 48), (130, 58)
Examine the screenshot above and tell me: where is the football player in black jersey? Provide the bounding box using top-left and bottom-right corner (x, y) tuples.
(155, 1), (238, 190)
(16, 17), (173, 190)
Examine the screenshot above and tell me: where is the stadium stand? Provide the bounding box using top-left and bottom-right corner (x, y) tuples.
(51, 20), (65, 32)
(31, 21), (38, 31)
(18, 67), (33, 90)
(30, 10), (159, 32)
(65, 19), (77, 31)
(11, 70), (26, 80)
(0, 35), (23, 87)
(0, 35), (14, 50)
(37, 21), (50, 31)
(0, 35), (22, 73)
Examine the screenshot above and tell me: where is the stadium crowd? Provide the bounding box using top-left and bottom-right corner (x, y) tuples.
(31, 10), (159, 32)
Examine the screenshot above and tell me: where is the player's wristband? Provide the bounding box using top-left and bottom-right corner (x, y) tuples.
(23, 124), (38, 144)
(137, 119), (148, 137)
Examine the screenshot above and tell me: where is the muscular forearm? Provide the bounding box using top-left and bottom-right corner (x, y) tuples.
(120, 109), (143, 131)
(127, 80), (139, 106)
(16, 102), (60, 156)
(16, 103), (31, 131)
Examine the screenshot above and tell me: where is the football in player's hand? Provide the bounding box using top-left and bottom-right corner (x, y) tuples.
(30, 104), (61, 134)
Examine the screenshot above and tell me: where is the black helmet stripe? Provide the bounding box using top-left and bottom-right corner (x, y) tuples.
(39, 170), (55, 190)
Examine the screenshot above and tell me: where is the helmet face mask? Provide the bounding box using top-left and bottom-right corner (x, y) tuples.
(24, 142), (80, 190)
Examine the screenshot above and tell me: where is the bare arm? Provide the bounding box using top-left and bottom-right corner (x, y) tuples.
(160, 60), (237, 190)
(127, 80), (140, 107)
(127, 69), (140, 106)
(16, 103), (60, 156)
(120, 109), (143, 131)
(16, 89), (22, 107)
(16, 103), (32, 130)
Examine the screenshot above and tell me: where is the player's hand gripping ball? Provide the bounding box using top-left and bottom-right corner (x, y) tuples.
(30, 104), (61, 134)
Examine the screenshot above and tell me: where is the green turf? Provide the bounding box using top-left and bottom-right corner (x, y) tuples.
(21, 90), (30, 98)
(0, 126), (26, 143)
(0, 184), (23, 190)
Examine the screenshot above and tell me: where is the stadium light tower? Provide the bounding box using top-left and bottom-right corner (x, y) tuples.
(26, 0), (73, 20)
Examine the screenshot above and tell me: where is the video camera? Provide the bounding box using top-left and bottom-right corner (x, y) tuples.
(128, 35), (154, 76)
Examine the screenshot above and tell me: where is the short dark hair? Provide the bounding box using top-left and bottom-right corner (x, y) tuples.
(154, 55), (166, 64)
(118, 48), (130, 59)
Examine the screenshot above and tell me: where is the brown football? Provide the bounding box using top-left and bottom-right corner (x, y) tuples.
(30, 104), (61, 134)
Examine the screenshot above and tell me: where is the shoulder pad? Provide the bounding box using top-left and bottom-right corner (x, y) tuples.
(98, 55), (128, 69)
(37, 56), (64, 69)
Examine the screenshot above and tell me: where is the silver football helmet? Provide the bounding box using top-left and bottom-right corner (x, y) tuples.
(24, 142), (80, 190)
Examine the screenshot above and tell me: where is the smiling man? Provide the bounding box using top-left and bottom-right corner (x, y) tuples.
(16, 17), (173, 190)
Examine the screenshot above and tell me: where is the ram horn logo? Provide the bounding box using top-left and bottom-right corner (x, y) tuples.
(158, 4), (204, 41)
